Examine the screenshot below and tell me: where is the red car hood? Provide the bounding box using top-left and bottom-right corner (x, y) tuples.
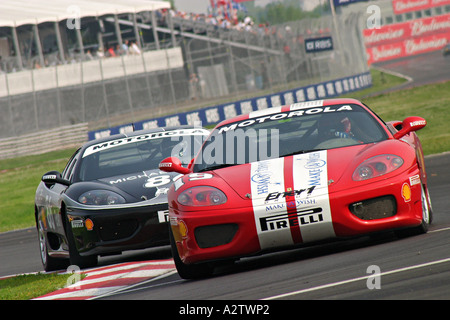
(213, 140), (412, 199)
(213, 149), (334, 201)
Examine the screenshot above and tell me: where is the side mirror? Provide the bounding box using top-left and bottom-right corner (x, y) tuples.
(393, 116), (426, 139)
(159, 157), (191, 174)
(42, 171), (71, 186)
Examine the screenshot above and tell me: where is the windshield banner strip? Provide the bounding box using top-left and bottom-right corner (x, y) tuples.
(83, 129), (209, 158)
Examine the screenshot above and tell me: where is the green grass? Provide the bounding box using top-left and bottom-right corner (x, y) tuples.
(0, 149), (76, 233)
(338, 68), (450, 155)
(360, 81), (450, 155)
(0, 273), (74, 300)
(351, 68), (409, 98)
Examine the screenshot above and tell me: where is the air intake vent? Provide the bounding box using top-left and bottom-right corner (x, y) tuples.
(349, 196), (397, 220)
(195, 224), (238, 248)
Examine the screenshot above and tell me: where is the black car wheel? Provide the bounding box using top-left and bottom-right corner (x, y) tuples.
(37, 221), (69, 272)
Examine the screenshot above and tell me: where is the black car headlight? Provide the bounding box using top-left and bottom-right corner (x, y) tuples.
(78, 190), (126, 205)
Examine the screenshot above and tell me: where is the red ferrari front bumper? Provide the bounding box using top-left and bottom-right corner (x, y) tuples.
(170, 170), (425, 265)
(170, 206), (261, 264)
(329, 171), (424, 237)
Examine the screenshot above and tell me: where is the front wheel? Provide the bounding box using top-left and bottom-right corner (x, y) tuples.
(417, 183), (433, 232)
(396, 184), (432, 237)
(37, 221), (69, 272)
(169, 226), (214, 279)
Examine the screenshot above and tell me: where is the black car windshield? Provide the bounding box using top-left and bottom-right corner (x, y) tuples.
(77, 129), (207, 181)
(192, 104), (388, 172)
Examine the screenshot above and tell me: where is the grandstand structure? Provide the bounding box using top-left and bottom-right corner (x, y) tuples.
(0, 0), (184, 140)
(0, 0), (371, 147)
(338, 0), (450, 26)
(0, 0), (176, 73)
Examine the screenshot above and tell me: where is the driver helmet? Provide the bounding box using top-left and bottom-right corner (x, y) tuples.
(318, 115), (352, 139)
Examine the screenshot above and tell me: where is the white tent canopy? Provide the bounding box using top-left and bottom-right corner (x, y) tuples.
(0, 0), (170, 27)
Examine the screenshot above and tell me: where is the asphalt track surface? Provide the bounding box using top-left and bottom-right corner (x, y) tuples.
(1, 51), (449, 301)
(372, 50), (450, 91)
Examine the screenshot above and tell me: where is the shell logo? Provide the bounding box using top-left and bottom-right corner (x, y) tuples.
(85, 218), (94, 231)
(401, 183), (411, 202)
(178, 220), (188, 238)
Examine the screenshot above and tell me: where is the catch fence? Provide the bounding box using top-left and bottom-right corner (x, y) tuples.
(0, 12), (369, 143)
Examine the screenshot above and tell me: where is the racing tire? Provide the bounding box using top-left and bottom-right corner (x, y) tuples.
(396, 184), (432, 237)
(37, 221), (69, 272)
(417, 183), (433, 232)
(169, 226), (214, 279)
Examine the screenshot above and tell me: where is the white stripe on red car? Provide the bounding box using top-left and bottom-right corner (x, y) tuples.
(250, 151), (335, 250)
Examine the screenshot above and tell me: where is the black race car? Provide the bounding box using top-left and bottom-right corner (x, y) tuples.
(35, 126), (209, 271)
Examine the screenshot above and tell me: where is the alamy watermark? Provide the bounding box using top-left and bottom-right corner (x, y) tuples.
(366, 5), (381, 30)
(66, 265), (82, 289)
(366, 265), (381, 290)
(66, 5), (81, 30)
(170, 127), (280, 165)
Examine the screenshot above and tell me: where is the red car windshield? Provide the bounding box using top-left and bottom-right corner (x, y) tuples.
(193, 104), (388, 172)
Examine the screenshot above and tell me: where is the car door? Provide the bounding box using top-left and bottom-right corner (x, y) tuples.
(37, 149), (81, 236)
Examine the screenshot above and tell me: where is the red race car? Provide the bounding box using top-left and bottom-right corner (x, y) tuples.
(160, 98), (432, 279)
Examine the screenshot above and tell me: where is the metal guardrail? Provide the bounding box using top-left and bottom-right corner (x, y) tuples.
(0, 123), (88, 160)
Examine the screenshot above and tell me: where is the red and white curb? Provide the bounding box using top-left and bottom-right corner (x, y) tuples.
(33, 259), (175, 300)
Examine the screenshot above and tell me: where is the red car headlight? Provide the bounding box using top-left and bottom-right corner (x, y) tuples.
(177, 186), (227, 206)
(352, 155), (403, 181)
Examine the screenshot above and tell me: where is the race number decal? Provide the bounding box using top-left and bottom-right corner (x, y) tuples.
(158, 210), (169, 223)
(144, 175), (171, 188)
(187, 173), (213, 181)
(174, 173), (213, 191)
